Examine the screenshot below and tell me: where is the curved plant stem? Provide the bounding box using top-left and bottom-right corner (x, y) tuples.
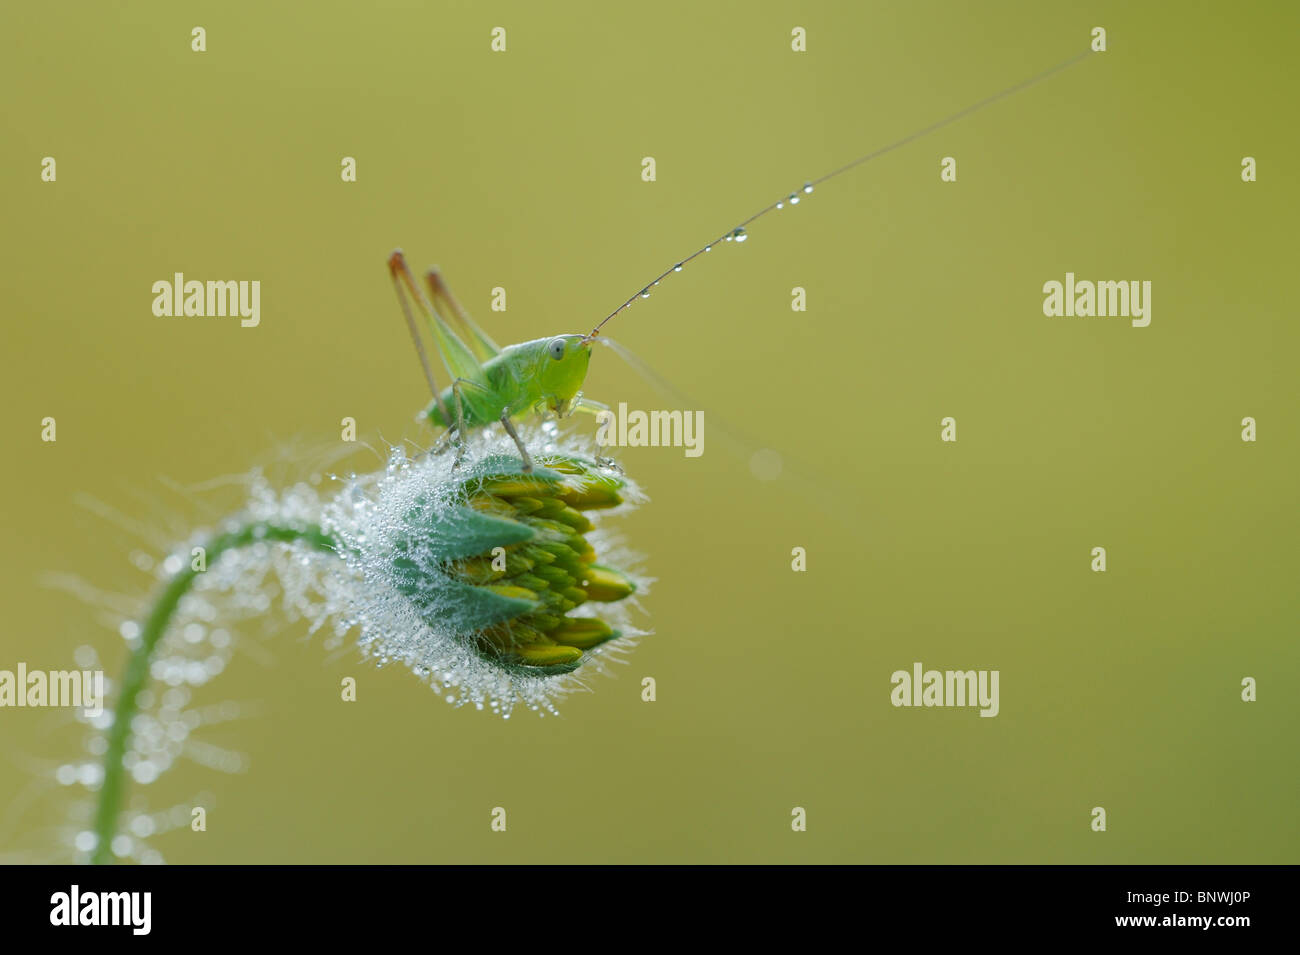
(90, 521), (337, 864)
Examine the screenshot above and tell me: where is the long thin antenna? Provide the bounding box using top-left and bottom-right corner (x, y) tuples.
(587, 48), (1093, 339)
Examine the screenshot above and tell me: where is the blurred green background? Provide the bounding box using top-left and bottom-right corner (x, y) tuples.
(2, 1), (1297, 863)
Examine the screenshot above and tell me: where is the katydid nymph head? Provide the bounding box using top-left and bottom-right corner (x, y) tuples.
(536, 333), (591, 415)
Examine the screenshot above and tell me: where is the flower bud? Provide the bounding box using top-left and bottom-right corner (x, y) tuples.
(324, 435), (647, 716)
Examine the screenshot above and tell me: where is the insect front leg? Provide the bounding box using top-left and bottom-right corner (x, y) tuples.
(448, 380), (470, 468)
(569, 395), (610, 418)
(447, 376), (498, 469)
(498, 407), (534, 473)
(569, 396), (616, 462)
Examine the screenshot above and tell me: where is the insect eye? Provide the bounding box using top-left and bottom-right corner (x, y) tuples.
(548, 338), (567, 361)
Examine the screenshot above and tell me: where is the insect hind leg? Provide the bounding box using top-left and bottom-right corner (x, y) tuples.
(424, 267), (499, 361)
(388, 250), (451, 422)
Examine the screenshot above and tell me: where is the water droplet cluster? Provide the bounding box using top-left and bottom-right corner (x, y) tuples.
(595, 182), (814, 328)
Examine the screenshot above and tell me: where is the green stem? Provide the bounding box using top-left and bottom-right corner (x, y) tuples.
(90, 520), (337, 864)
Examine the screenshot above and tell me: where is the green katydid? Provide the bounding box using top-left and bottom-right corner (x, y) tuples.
(387, 51), (1091, 471)
(387, 252), (599, 473)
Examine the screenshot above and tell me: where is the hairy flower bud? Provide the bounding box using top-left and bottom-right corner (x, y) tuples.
(324, 432), (648, 716)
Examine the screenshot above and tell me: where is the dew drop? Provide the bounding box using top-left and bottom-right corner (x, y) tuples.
(639, 289), (650, 299)
(789, 193), (800, 204)
(803, 182), (813, 193)
(776, 201), (784, 209)
(673, 263), (683, 272)
(732, 227), (747, 243)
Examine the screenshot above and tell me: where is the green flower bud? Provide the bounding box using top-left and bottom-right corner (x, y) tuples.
(324, 434), (648, 716)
